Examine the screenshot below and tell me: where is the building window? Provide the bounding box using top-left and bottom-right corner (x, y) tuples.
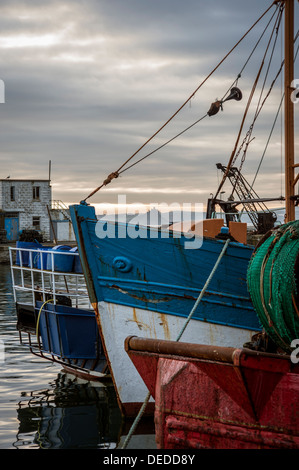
(10, 186), (15, 201)
(33, 186), (40, 200)
(32, 216), (40, 230)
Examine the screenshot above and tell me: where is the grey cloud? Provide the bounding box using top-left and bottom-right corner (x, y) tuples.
(0, 0), (297, 208)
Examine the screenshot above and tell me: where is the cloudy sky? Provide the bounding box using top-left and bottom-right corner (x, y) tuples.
(0, 0), (298, 213)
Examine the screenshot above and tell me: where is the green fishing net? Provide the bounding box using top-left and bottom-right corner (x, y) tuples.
(247, 220), (299, 353)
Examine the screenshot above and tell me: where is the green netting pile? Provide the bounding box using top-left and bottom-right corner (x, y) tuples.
(247, 220), (299, 353)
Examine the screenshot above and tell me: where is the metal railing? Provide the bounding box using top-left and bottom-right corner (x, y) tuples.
(8, 245), (107, 377)
(51, 200), (69, 210)
(9, 246), (91, 310)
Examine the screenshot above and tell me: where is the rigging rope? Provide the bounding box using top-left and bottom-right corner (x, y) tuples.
(36, 298), (54, 342)
(241, 26), (299, 193)
(237, 6), (283, 172)
(118, 114), (208, 175)
(83, 2), (277, 202)
(235, 6), (284, 184)
(251, 93), (284, 190)
(213, 64), (265, 200)
(214, 3), (283, 200)
(120, 18), (297, 182)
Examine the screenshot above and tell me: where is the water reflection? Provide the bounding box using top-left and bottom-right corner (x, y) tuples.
(15, 373), (123, 449)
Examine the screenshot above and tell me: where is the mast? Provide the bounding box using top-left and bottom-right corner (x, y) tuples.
(284, 0), (295, 222)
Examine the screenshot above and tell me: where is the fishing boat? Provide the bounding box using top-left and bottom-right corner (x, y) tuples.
(70, 0), (298, 416)
(10, 243), (108, 381)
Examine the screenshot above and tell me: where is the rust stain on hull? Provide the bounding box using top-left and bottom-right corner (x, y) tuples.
(92, 301), (100, 322)
(111, 285), (171, 303)
(126, 308), (172, 340)
(157, 312), (171, 340)
(129, 307), (149, 331)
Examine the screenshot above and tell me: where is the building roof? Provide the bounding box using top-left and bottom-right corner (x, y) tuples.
(0, 179), (50, 182)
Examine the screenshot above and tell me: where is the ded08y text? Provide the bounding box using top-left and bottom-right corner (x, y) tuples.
(147, 454), (195, 465)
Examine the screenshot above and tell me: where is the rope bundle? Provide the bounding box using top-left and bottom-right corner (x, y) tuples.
(247, 220), (299, 353)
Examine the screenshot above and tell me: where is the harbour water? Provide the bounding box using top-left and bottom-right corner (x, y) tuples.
(0, 264), (156, 450)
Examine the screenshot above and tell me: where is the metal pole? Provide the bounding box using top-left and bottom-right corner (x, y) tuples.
(284, 0), (295, 221)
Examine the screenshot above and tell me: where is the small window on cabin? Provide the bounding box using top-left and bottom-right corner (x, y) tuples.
(10, 186), (15, 201)
(33, 186), (40, 200)
(32, 216), (40, 230)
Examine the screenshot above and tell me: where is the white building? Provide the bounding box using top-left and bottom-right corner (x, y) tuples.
(50, 202), (75, 242)
(0, 179), (51, 241)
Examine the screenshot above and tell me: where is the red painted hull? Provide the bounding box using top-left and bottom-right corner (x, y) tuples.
(125, 336), (299, 449)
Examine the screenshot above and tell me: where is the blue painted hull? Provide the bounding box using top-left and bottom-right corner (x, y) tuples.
(70, 203), (261, 332)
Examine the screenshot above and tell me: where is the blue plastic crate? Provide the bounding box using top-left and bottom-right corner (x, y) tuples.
(46, 245), (74, 272)
(36, 301), (100, 359)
